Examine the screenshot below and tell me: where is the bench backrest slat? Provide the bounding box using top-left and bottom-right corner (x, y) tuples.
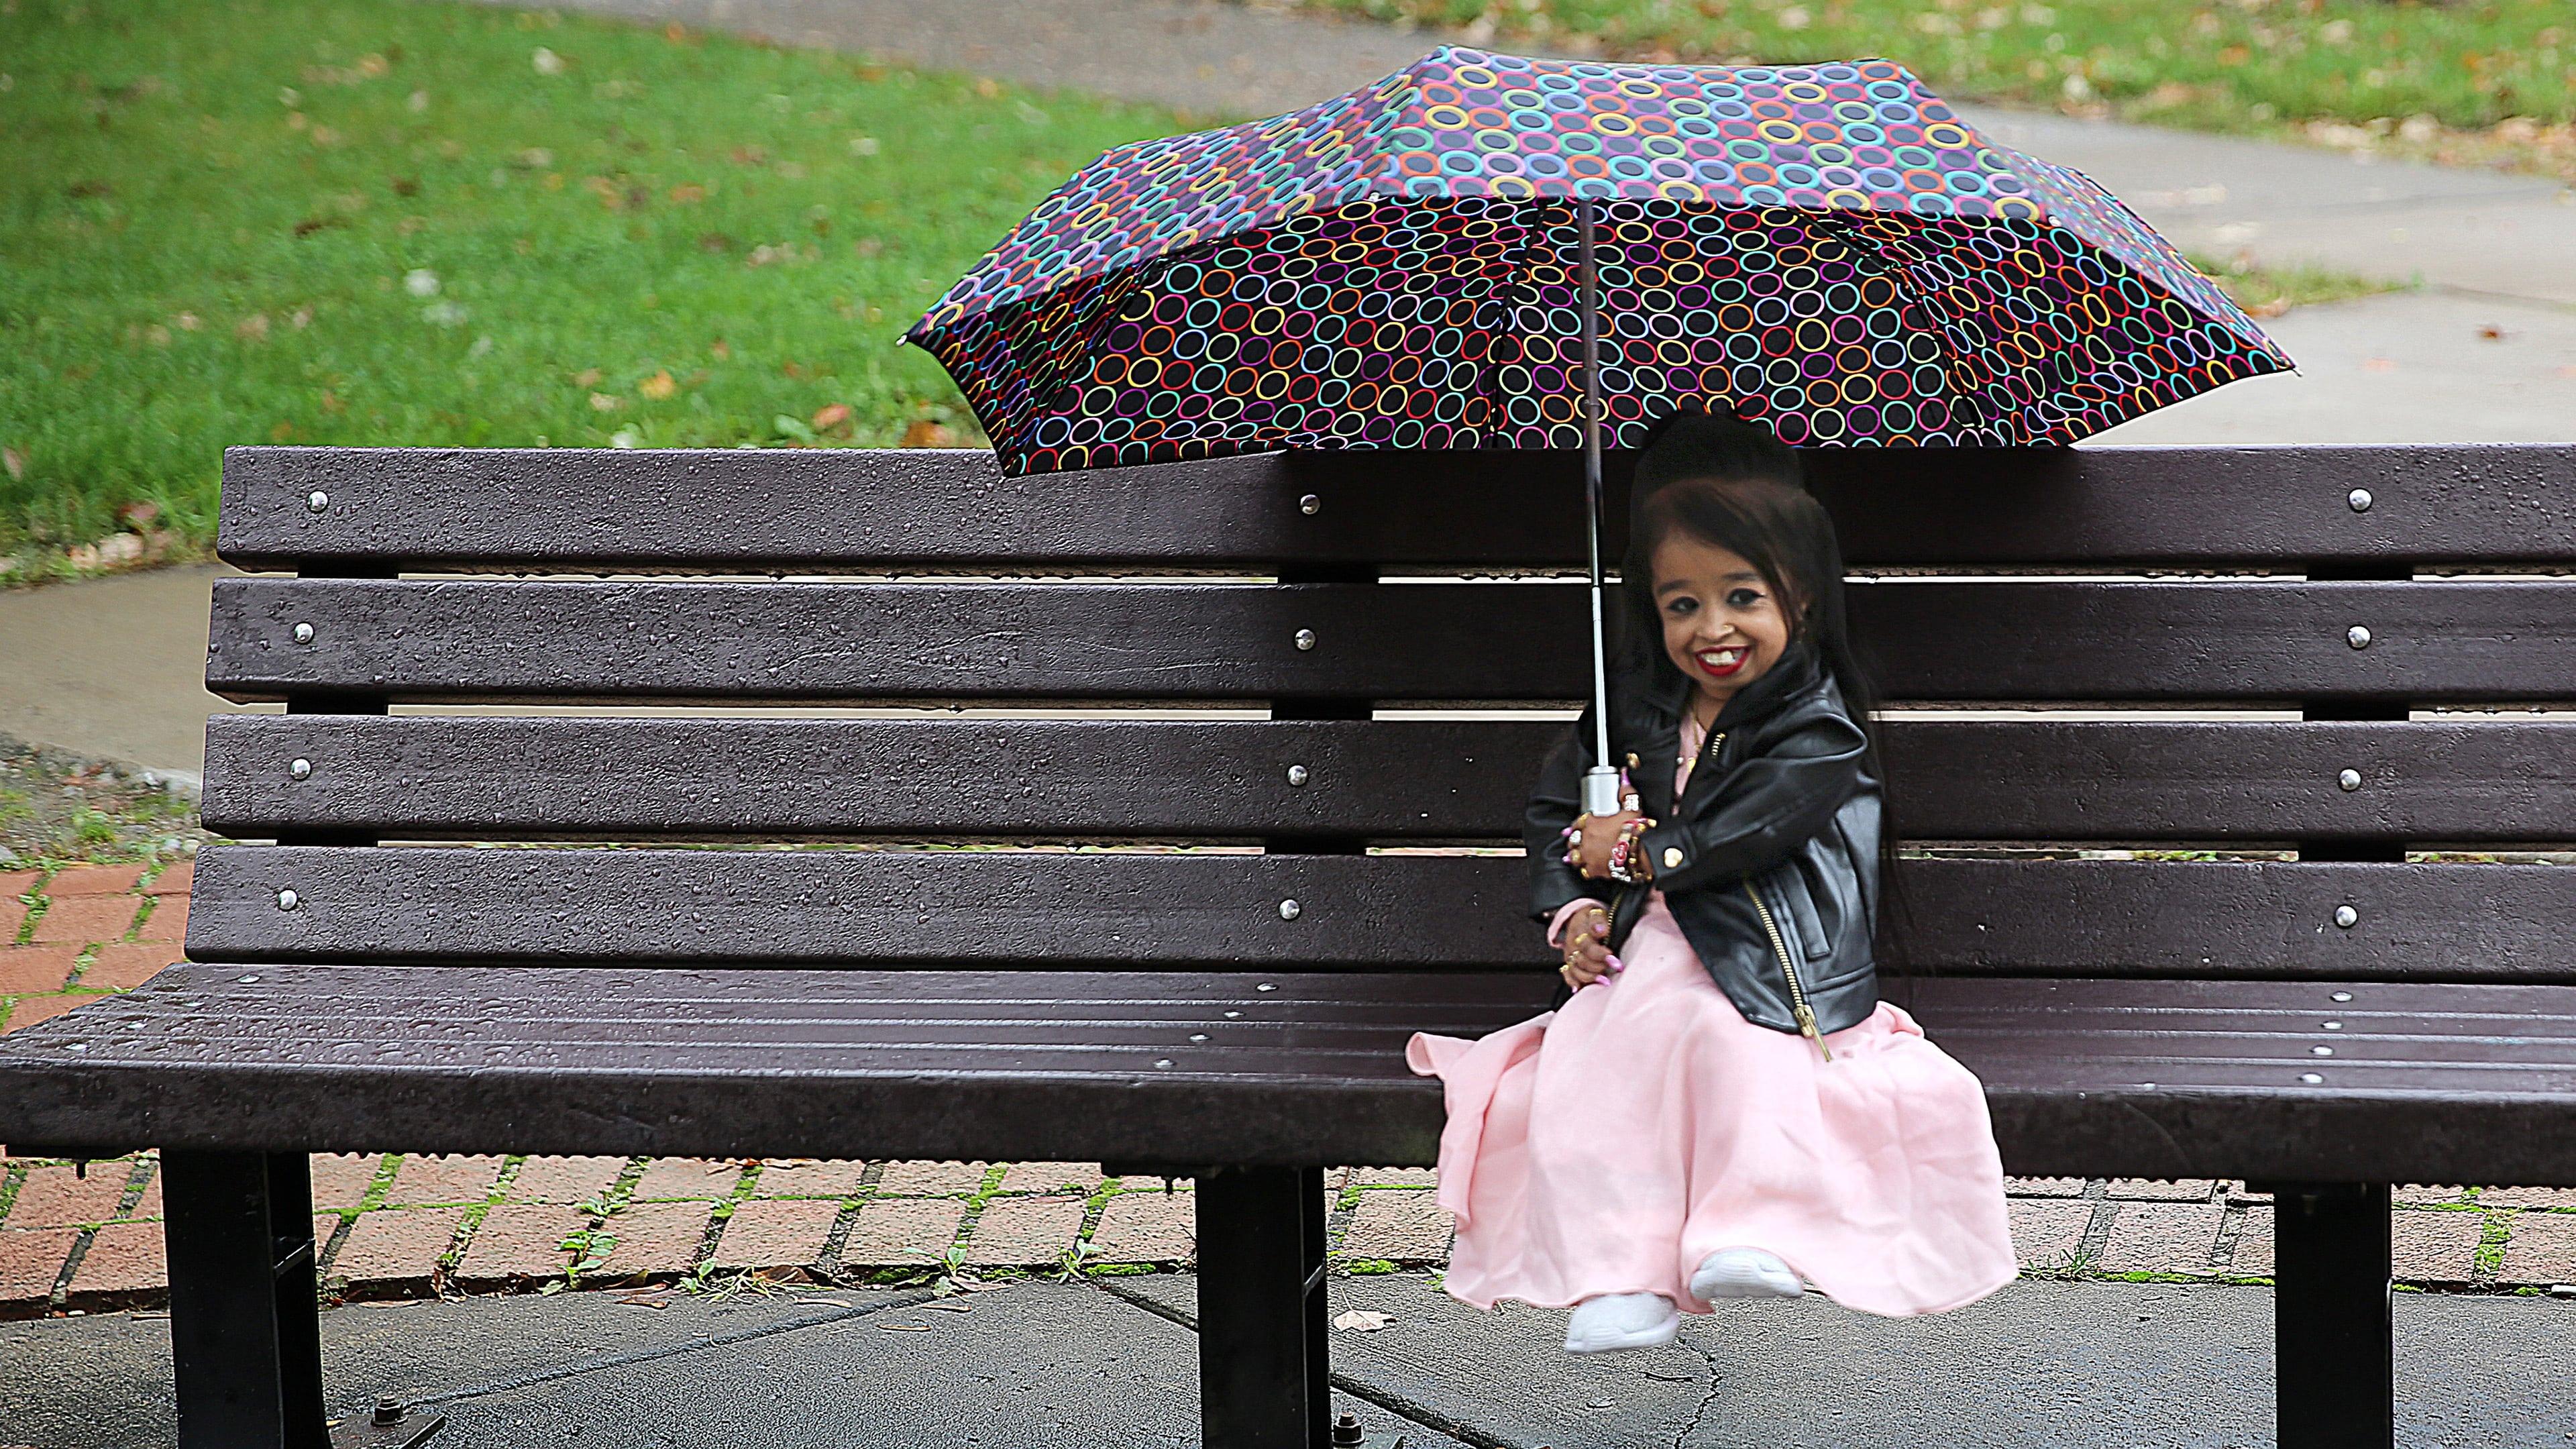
(207, 577), (2576, 706)
(201, 716), (2576, 844)
(220, 444), (2576, 570)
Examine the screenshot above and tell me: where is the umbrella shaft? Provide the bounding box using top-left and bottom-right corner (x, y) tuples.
(1578, 198), (1617, 798)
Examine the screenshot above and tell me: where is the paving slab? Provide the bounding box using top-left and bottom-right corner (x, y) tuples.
(1120, 1273), (2576, 1449)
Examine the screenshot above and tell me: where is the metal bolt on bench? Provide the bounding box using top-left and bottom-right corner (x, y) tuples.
(3, 443), (2573, 1448)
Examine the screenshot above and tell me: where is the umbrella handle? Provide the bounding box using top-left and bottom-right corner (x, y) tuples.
(1577, 197), (1618, 820)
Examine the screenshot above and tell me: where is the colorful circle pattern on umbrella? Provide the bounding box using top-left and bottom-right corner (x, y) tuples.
(920, 193), (2287, 473)
(909, 48), (2292, 472)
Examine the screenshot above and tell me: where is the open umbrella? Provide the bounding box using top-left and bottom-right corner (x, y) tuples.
(908, 47), (2290, 814)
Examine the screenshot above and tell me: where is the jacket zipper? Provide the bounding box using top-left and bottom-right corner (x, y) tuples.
(1744, 880), (1831, 1062)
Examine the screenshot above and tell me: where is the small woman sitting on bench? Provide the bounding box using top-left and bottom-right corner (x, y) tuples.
(1409, 409), (2019, 1353)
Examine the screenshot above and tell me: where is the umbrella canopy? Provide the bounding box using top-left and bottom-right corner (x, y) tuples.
(908, 47), (2291, 476)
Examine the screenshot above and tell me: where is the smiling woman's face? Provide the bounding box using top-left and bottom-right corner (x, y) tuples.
(1652, 532), (1793, 710)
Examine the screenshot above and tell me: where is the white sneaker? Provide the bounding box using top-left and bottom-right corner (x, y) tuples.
(1563, 1291), (1680, 1353)
(1689, 1246), (1804, 1301)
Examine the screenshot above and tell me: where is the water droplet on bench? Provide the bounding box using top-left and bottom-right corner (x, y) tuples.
(2312, 1044), (2334, 1056)
(2330, 991), (2353, 1002)
(2299, 1073), (2324, 1084)
(1256, 983), (1275, 992)
(1189, 1034), (1208, 1042)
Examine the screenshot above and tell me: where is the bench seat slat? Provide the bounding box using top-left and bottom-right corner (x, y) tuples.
(5, 967), (2572, 1183)
(180, 847), (2576, 984)
(201, 716), (2576, 845)
(205, 578), (2576, 706)
(217, 444), (2576, 570)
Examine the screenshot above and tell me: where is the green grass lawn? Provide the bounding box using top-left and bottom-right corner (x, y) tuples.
(1272, 0), (2576, 173)
(0, 0), (1183, 567)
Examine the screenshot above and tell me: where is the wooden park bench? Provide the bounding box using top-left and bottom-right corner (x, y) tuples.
(3, 441), (2573, 1448)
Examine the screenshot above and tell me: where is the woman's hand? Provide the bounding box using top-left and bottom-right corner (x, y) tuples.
(1559, 902), (1617, 989)
(1568, 808), (1648, 879)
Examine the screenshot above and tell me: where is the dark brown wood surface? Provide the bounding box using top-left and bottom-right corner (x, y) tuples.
(218, 444), (2576, 570)
(201, 714), (2576, 844)
(7, 966), (2572, 1181)
(205, 576), (2575, 704)
(179, 847), (2576, 985)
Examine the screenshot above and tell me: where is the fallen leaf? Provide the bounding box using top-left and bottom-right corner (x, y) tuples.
(269, 421), (297, 441)
(638, 370), (677, 400)
(236, 313), (270, 340)
(532, 47), (566, 76)
(292, 215), (345, 237)
(878, 1322), (933, 1332)
(390, 176), (419, 197)
(572, 367), (603, 386)
(925, 1301), (973, 1313)
(811, 402), (853, 433)
(901, 419), (954, 448)
(291, 306), (313, 329)
(120, 500), (159, 527)
(173, 312), (202, 331)
(697, 232), (735, 254)
(0, 447), (21, 480)
(709, 339), (731, 359)
(669, 182), (706, 205)
(320, 389), (345, 413)
(2477, 324), (2508, 341)
(1332, 1309), (1391, 1332)
(590, 392), (625, 412)
(730, 144), (767, 167)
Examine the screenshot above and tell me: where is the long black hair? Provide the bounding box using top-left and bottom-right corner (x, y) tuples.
(1611, 406), (1911, 967)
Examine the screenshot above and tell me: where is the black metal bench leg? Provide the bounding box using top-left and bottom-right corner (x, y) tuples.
(1198, 1165), (1329, 1449)
(162, 1150), (329, 1449)
(2269, 1181), (2393, 1449)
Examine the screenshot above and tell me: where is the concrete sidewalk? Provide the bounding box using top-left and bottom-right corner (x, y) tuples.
(7, 1271), (2575, 1447)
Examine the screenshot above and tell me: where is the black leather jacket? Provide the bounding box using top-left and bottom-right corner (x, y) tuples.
(1523, 642), (1882, 1042)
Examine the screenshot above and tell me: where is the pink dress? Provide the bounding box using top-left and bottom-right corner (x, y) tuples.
(1405, 714), (2018, 1319)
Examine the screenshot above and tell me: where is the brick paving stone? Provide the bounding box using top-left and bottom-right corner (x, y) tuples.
(1, 868), (40, 901)
(2496, 1212), (2576, 1286)
(1, 1227), (77, 1309)
(1348, 1167), (1438, 1187)
(313, 1215), (343, 1269)
(132, 899), (186, 945)
(7, 1163), (136, 1229)
(964, 1197), (1085, 1268)
(506, 1156), (629, 1205)
(2104, 1178), (2219, 1202)
(2390, 1208), (2487, 1284)
(2004, 1177), (2087, 1198)
(28, 895), (140, 945)
(1089, 1191), (1194, 1265)
(2096, 1203), (2225, 1273)
(1, 895), (25, 943)
(837, 1198), (967, 1269)
(712, 1198), (840, 1270)
(309, 1154), (384, 1211)
(2477, 1186), (2576, 1210)
(594, 1201), (712, 1279)
(383, 1155), (505, 1206)
(126, 1168), (160, 1222)
(1, 993), (91, 1034)
(2228, 1181), (2272, 1204)
(874, 1161), (989, 1195)
(2394, 1184), (2473, 1205)
(453, 1205), (584, 1289)
(0, 947), (79, 996)
(67, 1220), (167, 1306)
(76, 944), (177, 991)
(1114, 1174), (1192, 1193)
(1340, 1190), (1452, 1264)
(332, 1208), (468, 1296)
(998, 1161), (1101, 1195)
(44, 865), (145, 897)
(144, 862), (194, 896)
(631, 1158), (743, 1201)
(752, 1159), (871, 1199)
(2006, 1199), (2095, 1269)
(2231, 1207), (2274, 1275)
